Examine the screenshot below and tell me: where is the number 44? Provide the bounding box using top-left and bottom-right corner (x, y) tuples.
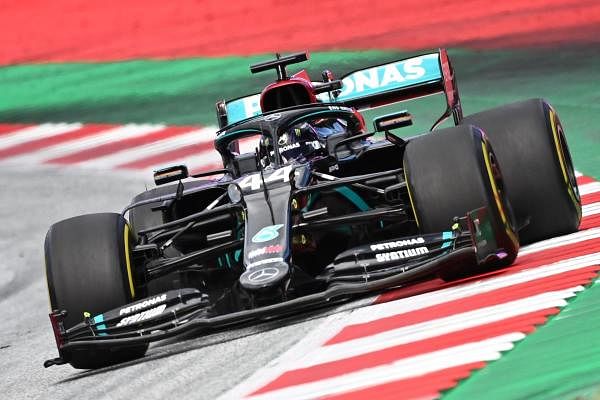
(238, 165), (293, 191)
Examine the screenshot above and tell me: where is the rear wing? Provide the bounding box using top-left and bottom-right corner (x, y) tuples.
(217, 49), (462, 128)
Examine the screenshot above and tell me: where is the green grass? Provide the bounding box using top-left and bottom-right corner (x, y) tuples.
(0, 47), (598, 177)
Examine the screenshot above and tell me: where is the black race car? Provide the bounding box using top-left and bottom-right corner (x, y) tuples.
(44, 50), (581, 369)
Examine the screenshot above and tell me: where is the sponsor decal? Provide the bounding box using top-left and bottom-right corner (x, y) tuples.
(248, 244), (283, 259)
(246, 257), (285, 270)
(375, 246), (429, 263)
(252, 224), (284, 243)
(116, 304), (167, 327)
(119, 294), (167, 316)
(238, 165), (293, 191)
(370, 237), (425, 252)
(226, 93), (262, 124)
(247, 267), (280, 283)
(263, 113), (281, 121)
(335, 54), (441, 101)
(309, 140), (323, 150)
(280, 142), (300, 152)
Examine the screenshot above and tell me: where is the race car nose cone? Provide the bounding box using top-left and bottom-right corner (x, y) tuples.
(239, 261), (290, 291)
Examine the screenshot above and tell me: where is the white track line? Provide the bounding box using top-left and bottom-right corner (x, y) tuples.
(293, 287), (582, 369)
(243, 332), (533, 400)
(2, 124), (166, 164)
(579, 182), (600, 196)
(154, 135), (261, 173)
(245, 282), (583, 400)
(583, 202), (600, 217)
(337, 232), (600, 326)
(159, 151), (223, 174)
(0, 123), (82, 149)
(325, 252), (600, 334)
(519, 227), (600, 256)
(76, 127), (216, 169)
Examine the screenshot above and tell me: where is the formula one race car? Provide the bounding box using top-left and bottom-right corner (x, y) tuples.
(44, 50), (581, 369)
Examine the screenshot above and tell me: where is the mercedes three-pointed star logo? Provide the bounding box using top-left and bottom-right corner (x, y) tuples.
(247, 267), (280, 283)
(263, 113), (281, 122)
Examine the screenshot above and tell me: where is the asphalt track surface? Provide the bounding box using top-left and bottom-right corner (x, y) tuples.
(0, 165), (360, 399)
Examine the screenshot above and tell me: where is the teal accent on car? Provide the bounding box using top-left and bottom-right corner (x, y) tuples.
(442, 231), (454, 249)
(226, 93), (262, 125)
(252, 224), (284, 243)
(302, 193), (317, 212)
(331, 53), (442, 102)
(93, 314), (107, 334)
(301, 187), (368, 213)
(333, 186), (370, 211)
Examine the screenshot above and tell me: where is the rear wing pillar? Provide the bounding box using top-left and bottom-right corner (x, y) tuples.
(439, 48), (463, 126)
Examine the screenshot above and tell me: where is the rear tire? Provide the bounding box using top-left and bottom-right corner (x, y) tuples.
(463, 99), (581, 244)
(45, 213), (148, 369)
(403, 125), (519, 280)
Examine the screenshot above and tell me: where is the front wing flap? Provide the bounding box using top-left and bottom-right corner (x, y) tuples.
(45, 207), (510, 367)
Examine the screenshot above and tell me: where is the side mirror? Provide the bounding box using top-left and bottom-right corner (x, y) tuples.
(330, 131), (374, 161)
(216, 100), (228, 128)
(313, 80), (343, 95)
(154, 165), (189, 186)
(373, 110), (413, 132)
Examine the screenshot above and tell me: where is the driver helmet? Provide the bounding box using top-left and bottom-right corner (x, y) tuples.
(278, 121), (327, 162)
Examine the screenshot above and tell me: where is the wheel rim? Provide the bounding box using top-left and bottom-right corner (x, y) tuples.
(488, 147), (517, 231)
(481, 136), (519, 248)
(556, 122), (581, 203)
(548, 106), (581, 220)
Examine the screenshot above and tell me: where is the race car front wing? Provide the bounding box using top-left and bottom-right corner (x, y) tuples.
(44, 206), (509, 368)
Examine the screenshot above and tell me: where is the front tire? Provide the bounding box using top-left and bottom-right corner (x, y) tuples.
(403, 125), (519, 279)
(45, 213), (148, 369)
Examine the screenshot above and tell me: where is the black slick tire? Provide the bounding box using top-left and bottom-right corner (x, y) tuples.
(403, 125), (519, 280)
(45, 213), (148, 369)
(463, 98), (581, 244)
